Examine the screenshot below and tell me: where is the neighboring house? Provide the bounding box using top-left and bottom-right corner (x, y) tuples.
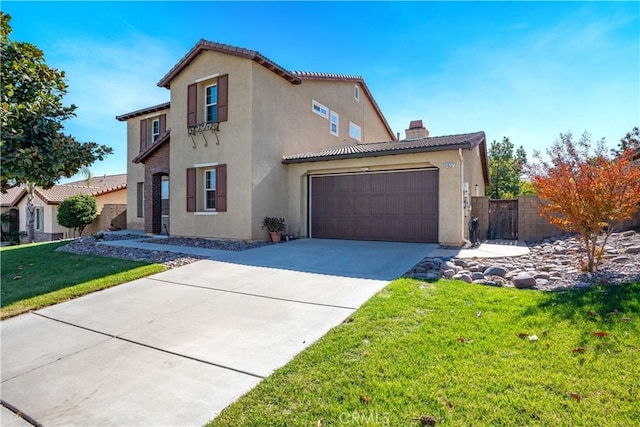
(117, 40), (488, 246)
(9, 174), (127, 241)
(0, 186), (24, 239)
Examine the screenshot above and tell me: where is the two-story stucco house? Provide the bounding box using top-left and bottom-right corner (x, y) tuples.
(117, 40), (488, 246)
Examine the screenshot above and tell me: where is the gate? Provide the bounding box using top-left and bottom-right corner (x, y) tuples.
(488, 199), (518, 240)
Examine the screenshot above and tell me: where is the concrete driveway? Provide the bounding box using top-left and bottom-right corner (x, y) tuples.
(1, 239), (433, 426)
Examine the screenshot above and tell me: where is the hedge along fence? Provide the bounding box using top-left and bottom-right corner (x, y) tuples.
(471, 196), (640, 242)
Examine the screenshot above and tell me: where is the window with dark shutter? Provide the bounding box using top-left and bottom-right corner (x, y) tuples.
(217, 74), (228, 122)
(140, 119), (148, 151)
(216, 164), (227, 212)
(159, 114), (166, 134)
(186, 168), (196, 212)
(187, 83), (197, 126)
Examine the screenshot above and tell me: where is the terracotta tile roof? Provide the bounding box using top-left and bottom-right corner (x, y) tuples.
(133, 130), (171, 164)
(283, 131), (490, 185)
(0, 186), (26, 207)
(115, 102), (170, 122)
(157, 39), (302, 88)
(283, 131), (486, 163)
(35, 174), (127, 204)
(291, 71), (394, 140)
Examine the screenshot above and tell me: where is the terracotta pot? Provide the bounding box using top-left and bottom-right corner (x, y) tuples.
(269, 231), (282, 242)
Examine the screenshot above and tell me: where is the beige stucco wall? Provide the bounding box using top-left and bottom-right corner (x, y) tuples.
(286, 149), (479, 246)
(166, 51), (254, 239)
(158, 50), (395, 240)
(461, 144), (487, 239)
(247, 68), (394, 239)
(125, 107), (170, 231)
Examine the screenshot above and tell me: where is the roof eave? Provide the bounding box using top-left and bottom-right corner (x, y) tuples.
(157, 39), (301, 89)
(282, 142), (474, 164)
(133, 131), (171, 164)
(116, 102), (171, 121)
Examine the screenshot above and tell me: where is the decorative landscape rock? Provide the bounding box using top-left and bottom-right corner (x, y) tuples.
(513, 272), (536, 289)
(484, 265), (508, 277)
(405, 230), (640, 292)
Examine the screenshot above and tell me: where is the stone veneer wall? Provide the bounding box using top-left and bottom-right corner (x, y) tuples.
(472, 195), (640, 242)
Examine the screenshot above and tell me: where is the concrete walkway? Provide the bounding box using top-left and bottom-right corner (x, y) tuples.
(100, 236), (530, 261)
(1, 239), (437, 426)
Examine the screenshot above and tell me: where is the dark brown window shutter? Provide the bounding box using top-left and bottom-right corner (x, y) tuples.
(139, 119), (148, 151)
(216, 164), (227, 212)
(187, 83), (197, 126)
(159, 114), (166, 134)
(217, 74), (228, 123)
(186, 167), (196, 212)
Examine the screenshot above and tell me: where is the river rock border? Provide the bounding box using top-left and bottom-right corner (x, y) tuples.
(56, 234), (209, 269)
(404, 230), (640, 291)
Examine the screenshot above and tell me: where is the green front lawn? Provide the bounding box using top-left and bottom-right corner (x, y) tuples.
(1, 241), (165, 319)
(210, 279), (640, 426)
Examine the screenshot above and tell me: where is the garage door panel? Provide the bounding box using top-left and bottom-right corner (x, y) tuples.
(353, 195), (371, 215)
(370, 195), (386, 215)
(384, 193), (403, 215)
(310, 169), (439, 242)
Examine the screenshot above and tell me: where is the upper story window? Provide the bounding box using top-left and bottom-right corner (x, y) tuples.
(139, 114), (166, 151)
(152, 119), (161, 142)
(354, 85), (360, 102)
(330, 111), (339, 137)
(349, 121), (362, 142)
(187, 74), (228, 128)
(312, 100), (329, 119)
(205, 84), (218, 123)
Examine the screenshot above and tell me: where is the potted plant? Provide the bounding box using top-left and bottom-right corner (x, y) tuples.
(261, 217), (286, 242)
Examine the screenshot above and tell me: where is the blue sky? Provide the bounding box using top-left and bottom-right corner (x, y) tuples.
(4, 1), (639, 180)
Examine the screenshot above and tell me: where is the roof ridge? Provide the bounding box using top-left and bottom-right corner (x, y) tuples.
(157, 39), (301, 88)
(291, 71), (364, 80)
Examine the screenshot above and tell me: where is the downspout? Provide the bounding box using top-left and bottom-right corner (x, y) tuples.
(459, 149), (468, 247)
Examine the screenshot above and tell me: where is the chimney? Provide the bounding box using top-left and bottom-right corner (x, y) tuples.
(405, 120), (429, 140)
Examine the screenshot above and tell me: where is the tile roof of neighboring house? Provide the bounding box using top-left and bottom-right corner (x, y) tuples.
(115, 101), (171, 122)
(157, 39), (302, 88)
(0, 186), (26, 207)
(291, 71), (394, 139)
(133, 130), (171, 164)
(283, 131), (490, 184)
(34, 174), (127, 205)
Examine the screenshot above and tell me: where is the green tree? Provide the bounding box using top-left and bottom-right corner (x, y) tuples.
(615, 126), (639, 154)
(487, 137), (528, 199)
(0, 13), (112, 242)
(57, 194), (98, 237)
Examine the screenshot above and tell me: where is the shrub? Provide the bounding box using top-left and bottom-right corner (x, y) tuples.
(57, 194), (98, 237)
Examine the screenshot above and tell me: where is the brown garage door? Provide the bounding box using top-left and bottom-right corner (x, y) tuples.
(310, 169), (439, 243)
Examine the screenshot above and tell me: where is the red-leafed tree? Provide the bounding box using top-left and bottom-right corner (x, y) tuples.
(528, 131), (640, 272)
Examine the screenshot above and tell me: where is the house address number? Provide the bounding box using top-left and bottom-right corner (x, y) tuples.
(444, 162), (456, 169)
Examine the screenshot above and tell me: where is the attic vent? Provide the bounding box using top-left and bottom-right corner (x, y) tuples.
(405, 120), (430, 140)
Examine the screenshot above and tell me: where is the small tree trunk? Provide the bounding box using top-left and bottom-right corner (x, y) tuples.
(582, 232), (595, 272)
(26, 183), (36, 243)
